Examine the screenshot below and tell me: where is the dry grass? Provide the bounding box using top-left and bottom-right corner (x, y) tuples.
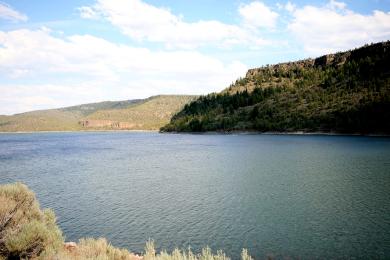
(49, 239), (254, 260)
(86, 95), (197, 130)
(143, 240), (231, 260)
(46, 238), (140, 260)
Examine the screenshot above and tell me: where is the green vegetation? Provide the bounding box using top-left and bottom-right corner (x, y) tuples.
(0, 95), (195, 132)
(161, 41), (390, 134)
(0, 183), (63, 259)
(0, 183), (253, 260)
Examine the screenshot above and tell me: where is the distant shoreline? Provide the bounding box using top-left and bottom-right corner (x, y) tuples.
(1, 129), (388, 137)
(0, 129), (159, 134)
(163, 130), (390, 137)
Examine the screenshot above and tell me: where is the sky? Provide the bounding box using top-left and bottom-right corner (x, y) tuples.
(0, 0), (390, 114)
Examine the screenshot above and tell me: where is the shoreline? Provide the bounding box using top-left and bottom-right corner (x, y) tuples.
(162, 130), (390, 137)
(0, 129), (159, 134)
(1, 129), (388, 137)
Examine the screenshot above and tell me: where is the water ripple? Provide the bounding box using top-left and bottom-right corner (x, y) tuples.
(0, 132), (389, 259)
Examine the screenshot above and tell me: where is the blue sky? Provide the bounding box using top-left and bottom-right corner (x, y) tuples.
(0, 0), (389, 114)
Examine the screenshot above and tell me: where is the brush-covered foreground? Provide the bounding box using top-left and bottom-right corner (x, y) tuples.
(0, 183), (253, 260)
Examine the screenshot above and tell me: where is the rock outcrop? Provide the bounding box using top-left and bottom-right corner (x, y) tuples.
(79, 120), (139, 129)
(246, 41), (389, 80)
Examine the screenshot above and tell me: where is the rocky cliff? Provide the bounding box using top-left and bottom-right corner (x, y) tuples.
(78, 119), (140, 129)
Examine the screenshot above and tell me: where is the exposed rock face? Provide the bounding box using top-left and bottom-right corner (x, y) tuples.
(314, 52), (351, 67)
(246, 42), (390, 79)
(79, 120), (139, 129)
(246, 58), (313, 78)
(246, 53), (351, 78)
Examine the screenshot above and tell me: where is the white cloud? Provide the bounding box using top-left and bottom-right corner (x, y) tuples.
(0, 80), (147, 115)
(78, 0), (272, 49)
(327, 0), (346, 10)
(239, 1), (279, 29)
(0, 82), (110, 115)
(78, 6), (99, 19)
(288, 0), (390, 55)
(0, 28), (247, 114)
(284, 1), (296, 13)
(0, 2), (27, 22)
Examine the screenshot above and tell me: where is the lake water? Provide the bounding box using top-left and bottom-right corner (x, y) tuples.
(0, 132), (389, 259)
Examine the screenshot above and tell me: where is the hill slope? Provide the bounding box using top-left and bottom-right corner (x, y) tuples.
(161, 41), (390, 134)
(80, 95), (197, 130)
(60, 99), (143, 116)
(0, 95), (195, 132)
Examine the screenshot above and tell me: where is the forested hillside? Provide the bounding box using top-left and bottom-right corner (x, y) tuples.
(161, 41), (390, 134)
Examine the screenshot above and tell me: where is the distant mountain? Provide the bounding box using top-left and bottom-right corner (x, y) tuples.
(0, 95), (196, 132)
(161, 41), (390, 134)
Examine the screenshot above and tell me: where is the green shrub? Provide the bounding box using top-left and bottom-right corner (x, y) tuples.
(0, 183), (63, 259)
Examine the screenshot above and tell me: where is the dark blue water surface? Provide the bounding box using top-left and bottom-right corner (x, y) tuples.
(0, 132), (389, 259)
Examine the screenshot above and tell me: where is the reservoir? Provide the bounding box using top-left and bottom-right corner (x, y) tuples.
(0, 132), (389, 259)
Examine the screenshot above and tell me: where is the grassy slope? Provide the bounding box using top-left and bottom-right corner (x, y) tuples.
(0, 96), (195, 132)
(0, 99), (141, 132)
(162, 41), (390, 134)
(0, 110), (84, 132)
(60, 99), (143, 117)
(85, 95), (197, 130)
